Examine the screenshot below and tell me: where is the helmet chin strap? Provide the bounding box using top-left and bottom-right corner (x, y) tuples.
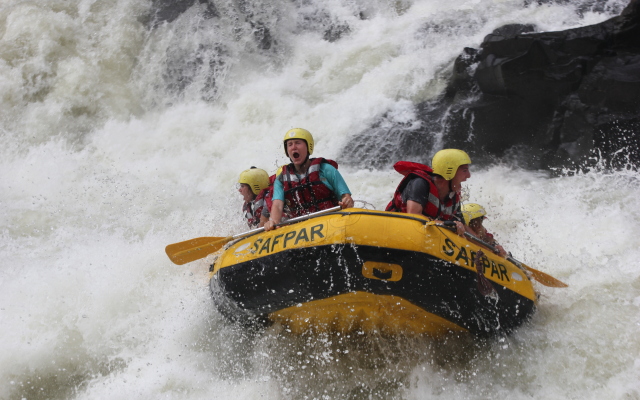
(447, 178), (460, 199)
(298, 154), (311, 174)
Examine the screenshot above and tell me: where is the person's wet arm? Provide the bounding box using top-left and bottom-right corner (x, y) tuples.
(320, 164), (353, 209)
(402, 178), (429, 215)
(258, 213), (268, 227)
(264, 179), (284, 231)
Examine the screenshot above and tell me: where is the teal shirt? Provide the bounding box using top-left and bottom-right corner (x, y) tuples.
(272, 163), (351, 202)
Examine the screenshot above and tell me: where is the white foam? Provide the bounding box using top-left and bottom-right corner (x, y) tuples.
(1, 0), (637, 398)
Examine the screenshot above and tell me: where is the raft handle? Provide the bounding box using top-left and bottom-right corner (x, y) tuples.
(362, 261), (403, 282)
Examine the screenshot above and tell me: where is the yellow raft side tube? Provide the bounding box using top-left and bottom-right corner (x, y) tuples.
(211, 209), (537, 337)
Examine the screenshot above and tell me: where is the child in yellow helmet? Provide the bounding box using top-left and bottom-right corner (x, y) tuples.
(461, 203), (507, 257)
(237, 167), (270, 228)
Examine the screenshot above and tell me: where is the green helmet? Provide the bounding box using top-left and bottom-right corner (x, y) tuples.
(431, 149), (471, 180)
(238, 167), (270, 195)
(461, 203), (487, 225)
(283, 128), (314, 156)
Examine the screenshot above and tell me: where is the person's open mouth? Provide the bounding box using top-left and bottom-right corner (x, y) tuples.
(292, 152), (300, 159)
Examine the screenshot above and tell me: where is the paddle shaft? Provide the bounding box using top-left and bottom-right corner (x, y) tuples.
(167, 206), (341, 265)
(229, 206), (341, 241)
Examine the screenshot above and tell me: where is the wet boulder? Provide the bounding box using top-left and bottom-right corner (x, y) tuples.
(440, 0), (640, 170)
(345, 0), (640, 171)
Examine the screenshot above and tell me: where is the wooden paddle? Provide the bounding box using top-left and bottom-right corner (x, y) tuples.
(438, 222), (568, 288)
(165, 206), (342, 265)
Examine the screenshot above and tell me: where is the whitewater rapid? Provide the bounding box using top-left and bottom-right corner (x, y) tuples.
(1, 0), (639, 399)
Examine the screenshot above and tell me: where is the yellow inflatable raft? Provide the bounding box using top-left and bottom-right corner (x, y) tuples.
(209, 208), (538, 337)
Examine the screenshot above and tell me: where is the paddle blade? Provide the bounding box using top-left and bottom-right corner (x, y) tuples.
(165, 236), (231, 265)
(523, 264), (568, 288)
(164, 206), (343, 266)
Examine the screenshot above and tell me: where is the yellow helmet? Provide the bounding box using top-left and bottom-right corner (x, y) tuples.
(238, 167), (270, 195)
(283, 128), (314, 156)
(461, 203), (487, 225)
(431, 149), (471, 180)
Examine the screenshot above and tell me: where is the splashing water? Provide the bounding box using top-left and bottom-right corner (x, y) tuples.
(1, 0), (638, 399)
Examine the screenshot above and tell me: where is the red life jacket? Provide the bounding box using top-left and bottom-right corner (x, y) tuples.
(255, 177), (276, 216)
(279, 157), (340, 218)
(244, 173), (278, 227)
(242, 200), (260, 228)
(385, 161), (461, 221)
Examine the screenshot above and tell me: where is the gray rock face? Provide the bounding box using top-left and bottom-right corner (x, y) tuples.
(447, 0), (639, 170)
(345, 0), (640, 171)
